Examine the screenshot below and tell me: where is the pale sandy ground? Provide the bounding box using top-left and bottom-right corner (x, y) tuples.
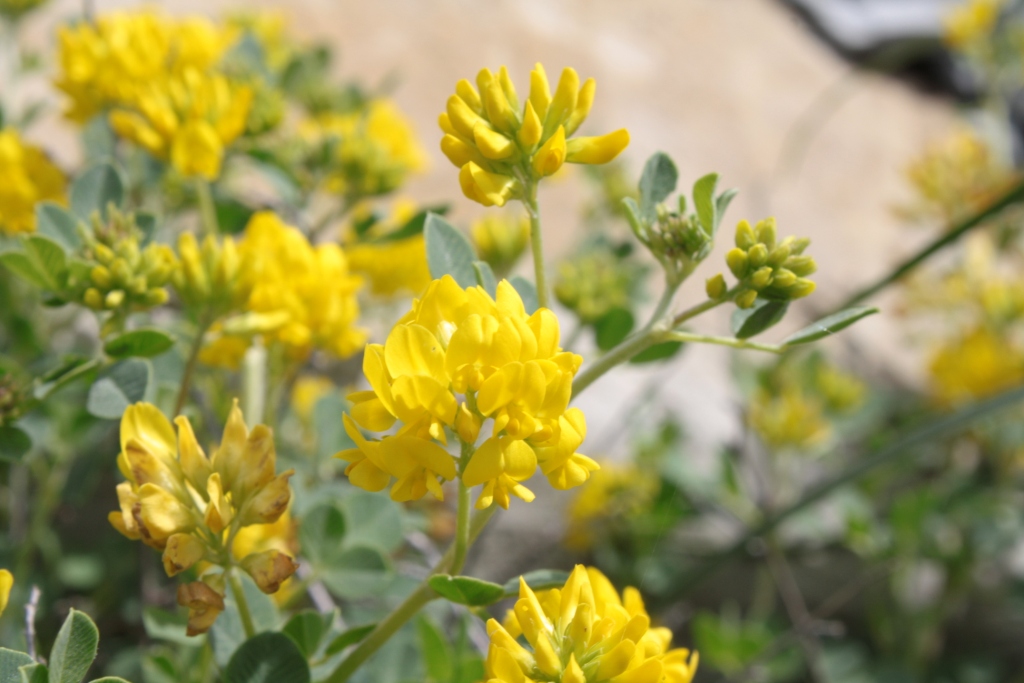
(11, 0), (957, 576)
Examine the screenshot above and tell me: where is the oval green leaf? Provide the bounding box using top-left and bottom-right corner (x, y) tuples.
(282, 611), (326, 659)
(71, 163), (124, 220)
(428, 574), (506, 607)
(324, 624), (376, 656)
(639, 152), (678, 221)
(48, 609), (99, 683)
(731, 299), (789, 340)
(103, 329), (175, 359)
(630, 340), (684, 364)
(782, 307), (880, 346)
(0, 426), (32, 462)
(35, 203), (81, 252)
(594, 307), (635, 351)
(86, 359), (151, 420)
(224, 632), (310, 683)
(424, 213), (476, 288)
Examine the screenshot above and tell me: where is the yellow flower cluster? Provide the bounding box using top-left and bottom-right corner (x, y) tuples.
(0, 569), (11, 618)
(903, 130), (1015, 222)
(944, 0), (1003, 48)
(555, 250), (638, 324)
(339, 275), (597, 509)
(170, 232), (252, 319)
(0, 129), (66, 235)
(109, 402), (296, 635)
(472, 212), (531, 278)
(303, 100), (428, 198)
(929, 327), (1024, 405)
(724, 218), (816, 309)
(109, 69), (252, 180)
(485, 566), (698, 683)
(440, 64), (630, 207)
(566, 462), (659, 550)
(202, 212), (366, 365)
(55, 10), (236, 122)
(345, 201), (432, 297)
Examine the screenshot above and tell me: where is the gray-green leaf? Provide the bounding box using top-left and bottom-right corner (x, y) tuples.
(324, 624), (375, 656)
(424, 213), (476, 288)
(472, 260), (497, 297)
(0, 426), (32, 462)
(70, 163), (124, 220)
(103, 329), (175, 359)
(48, 609), (99, 683)
(35, 203), (81, 252)
(20, 662), (48, 683)
(86, 359), (151, 420)
(731, 299), (789, 340)
(639, 152), (678, 221)
(428, 575), (506, 607)
(509, 276), (538, 314)
(692, 173), (719, 236)
(782, 307), (879, 346)
(224, 633), (310, 683)
(281, 611), (326, 659)
(594, 308), (635, 351)
(1, 649), (35, 683)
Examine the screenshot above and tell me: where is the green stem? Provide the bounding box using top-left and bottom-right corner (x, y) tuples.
(242, 339), (268, 423)
(523, 184), (550, 309)
(663, 331), (784, 354)
(195, 180), (220, 236)
(672, 293), (730, 327)
(662, 382), (1024, 601)
(174, 320), (210, 416)
(840, 177), (1024, 308)
(228, 569), (256, 639)
(326, 505), (497, 683)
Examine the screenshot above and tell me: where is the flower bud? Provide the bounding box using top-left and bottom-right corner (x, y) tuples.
(768, 244), (791, 267)
(726, 248), (748, 278)
(94, 244), (115, 265)
(785, 278), (816, 298)
(755, 218), (777, 249)
(784, 255), (817, 277)
(747, 243), (768, 269)
(735, 220), (756, 249)
(90, 265), (112, 289)
(177, 581), (225, 636)
(749, 266), (773, 290)
(705, 273), (727, 300)
(84, 288), (104, 310)
(105, 290), (126, 309)
(771, 268), (797, 288)
(162, 533), (205, 576)
(736, 289), (758, 309)
(240, 549), (299, 594)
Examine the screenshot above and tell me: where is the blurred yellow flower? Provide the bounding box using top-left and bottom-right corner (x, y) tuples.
(170, 232), (252, 318)
(487, 566), (698, 683)
(109, 401), (297, 634)
(109, 69), (252, 180)
(345, 200), (432, 297)
(338, 275), (596, 508)
(472, 212), (530, 277)
(0, 130), (66, 235)
(290, 375), (336, 424)
(749, 386), (830, 451)
(303, 99), (428, 197)
(440, 64), (629, 207)
(930, 327), (1024, 405)
(945, 0), (1003, 48)
(0, 569), (12, 617)
(55, 9), (236, 122)
(566, 462), (658, 550)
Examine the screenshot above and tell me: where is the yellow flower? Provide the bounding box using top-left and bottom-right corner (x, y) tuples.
(232, 508), (299, 604)
(338, 275), (597, 508)
(207, 212), (367, 362)
(566, 462), (659, 550)
(303, 99), (427, 197)
(485, 566), (698, 683)
(440, 64), (629, 207)
(945, 0), (1003, 48)
(472, 212), (531, 277)
(0, 569), (12, 618)
(109, 68), (253, 180)
(345, 200), (432, 297)
(55, 9), (236, 122)
(170, 232), (252, 318)
(0, 130), (66, 235)
(929, 327), (1024, 405)
(108, 401), (297, 634)
(749, 386), (830, 451)
(290, 376), (336, 424)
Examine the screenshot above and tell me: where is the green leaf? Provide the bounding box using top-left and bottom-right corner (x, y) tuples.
(692, 173), (719, 236)
(731, 300), (789, 340)
(320, 546), (391, 600)
(87, 679), (131, 683)
(630, 340), (684, 364)
(282, 611), (326, 659)
(135, 212), (156, 245)
(324, 624), (375, 656)
(86, 359), (151, 420)
(20, 663), (48, 683)
(299, 504), (346, 567)
(472, 261), (497, 297)
(509, 276), (538, 314)
(71, 163), (124, 220)
(24, 236), (68, 291)
(428, 575), (506, 607)
(594, 308), (635, 351)
(501, 569), (571, 597)
(782, 307), (879, 346)
(103, 329), (174, 359)
(81, 116), (115, 162)
(36, 203), (81, 252)
(1, 649), (35, 683)
(338, 490), (403, 553)
(715, 188), (739, 232)
(416, 617), (452, 683)
(209, 574), (280, 668)
(0, 252), (48, 289)
(424, 213), (476, 288)
(141, 607), (194, 646)
(639, 152), (678, 221)
(0, 426), (32, 462)
(48, 609), (99, 683)
(34, 358), (100, 401)
(224, 632), (310, 683)
(368, 205), (450, 244)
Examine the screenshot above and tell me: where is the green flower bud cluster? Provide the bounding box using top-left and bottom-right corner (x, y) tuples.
(722, 218), (817, 309)
(0, 374), (24, 427)
(645, 200), (715, 268)
(70, 208), (175, 321)
(554, 247), (642, 324)
(245, 78), (286, 136)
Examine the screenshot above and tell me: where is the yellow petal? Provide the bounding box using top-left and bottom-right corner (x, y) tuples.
(240, 549), (299, 594)
(455, 79), (483, 114)
(349, 391), (397, 432)
(446, 94), (489, 139)
(474, 124), (515, 160)
(137, 483), (194, 544)
(597, 640), (637, 680)
(239, 470), (294, 526)
(121, 403), (176, 465)
(546, 67), (580, 130)
(528, 63), (552, 121)
(0, 569), (12, 618)
(162, 533), (205, 576)
(531, 125), (566, 178)
(564, 77), (596, 136)
(175, 416), (212, 491)
(565, 129), (630, 165)
(518, 100), (543, 149)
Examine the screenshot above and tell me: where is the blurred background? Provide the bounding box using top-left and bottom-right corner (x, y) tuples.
(8, 0), (1024, 681)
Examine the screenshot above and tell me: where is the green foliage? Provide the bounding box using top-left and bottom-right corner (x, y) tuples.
(425, 213), (476, 288)
(224, 633), (310, 683)
(731, 299), (789, 339)
(0, 425), (32, 461)
(782, 307), (879, 346)
(86, 359), (151, 419)
(428, 575), (506, 606)
(638, 152), (678, 222)
(48, 609), (100, 683)
(70, 163), (125, 220)
(103, 330), (174, 359)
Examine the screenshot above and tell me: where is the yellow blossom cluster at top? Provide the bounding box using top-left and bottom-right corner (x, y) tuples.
(0, 129), (66, 235)
(201, 212), (366, 366)
(109, 402), (297, 635)
(339, 275), (597, 509)
(303, 100), (429, 198)
(440, 64), (630, 207)
(485, 566), (698, 683)
(944, 0), (1004, 49)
